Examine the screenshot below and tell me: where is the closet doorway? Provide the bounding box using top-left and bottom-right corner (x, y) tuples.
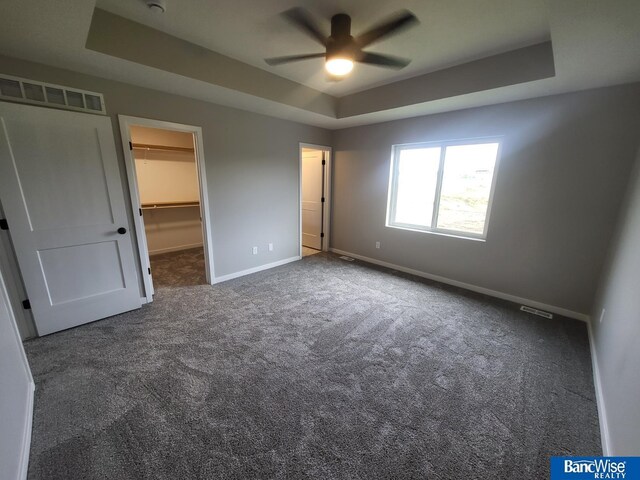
(119, 116), (214, 301)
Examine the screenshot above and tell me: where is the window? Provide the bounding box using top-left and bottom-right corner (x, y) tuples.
(387, 139), (501, 239)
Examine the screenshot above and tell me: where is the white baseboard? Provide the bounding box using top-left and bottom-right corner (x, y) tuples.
(330, 248), (590, 322)
(148, 243), (203, 256)
(212, 256), (301, 284)
(587, 321), (611, 455)
(18, 381), (34, 480)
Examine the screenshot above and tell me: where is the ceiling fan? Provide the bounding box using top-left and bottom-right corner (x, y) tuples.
(265, 8), (419, 78)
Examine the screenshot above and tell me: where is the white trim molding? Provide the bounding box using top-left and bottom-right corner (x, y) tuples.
(0, 262), (35, 480)
(118, 115), (215, 301)
(587, 321), (611, 455)
(299, 143), (332, 257)
(213, 256), (300, 284)
(18, 383), (34, 480)
(386, 137), (503, 241)
(330, 248), (590, 322)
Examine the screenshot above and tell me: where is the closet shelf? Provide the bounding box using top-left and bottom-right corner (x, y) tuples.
(132, 142), (195, 153)
(141, 201), (200, 210)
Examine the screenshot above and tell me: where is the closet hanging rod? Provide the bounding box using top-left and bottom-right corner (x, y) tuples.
(141, 201), (200, 210)
(131, 142), (195, 153)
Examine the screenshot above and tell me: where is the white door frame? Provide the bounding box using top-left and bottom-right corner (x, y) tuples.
(118, 115), (215, 302)
(299, 143), (332, 257)
(0, 263), (34, 480)
(0, 200), (36, 339)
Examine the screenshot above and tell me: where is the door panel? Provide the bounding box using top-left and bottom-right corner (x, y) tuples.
(39, 241), (125, 305)
(301, 149), (324, 250)
(0, 102), (141, 335)
(302, 200), (322, 250)
(9, 120), (115, 230)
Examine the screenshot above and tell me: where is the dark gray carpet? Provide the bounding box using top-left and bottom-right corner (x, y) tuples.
(150, 247), (206, 287)
(24, 252), (601, 480)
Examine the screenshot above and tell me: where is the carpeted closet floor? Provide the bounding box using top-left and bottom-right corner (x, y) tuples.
(149, 247), (207, 288)
(24, 252), (601, 480)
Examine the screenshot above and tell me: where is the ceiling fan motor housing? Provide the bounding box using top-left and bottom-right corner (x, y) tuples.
(327, 13), (356, 60)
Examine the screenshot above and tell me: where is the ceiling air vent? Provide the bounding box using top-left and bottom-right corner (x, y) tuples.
(0, 74), (106, 115)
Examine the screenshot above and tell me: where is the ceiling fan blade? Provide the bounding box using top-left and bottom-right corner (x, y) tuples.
(358, 52), (411, 69)
(281, 8), (327, 46)
(355, 10), (418, 48)
(265, 53), (325, 66)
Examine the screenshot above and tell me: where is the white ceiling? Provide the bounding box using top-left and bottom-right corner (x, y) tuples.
(95, 0), (550, 97)
(0, 0), (639, 129)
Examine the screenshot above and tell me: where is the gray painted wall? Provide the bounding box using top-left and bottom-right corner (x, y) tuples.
(591, 149), (640, 455)
(330, 84), (640, 315)
(0, 54), (331, 289)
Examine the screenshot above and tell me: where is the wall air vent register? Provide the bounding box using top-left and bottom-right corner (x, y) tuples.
(0, 74), (106, 115)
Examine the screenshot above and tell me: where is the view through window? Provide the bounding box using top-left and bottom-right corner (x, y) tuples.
(387, 140), (500, 238)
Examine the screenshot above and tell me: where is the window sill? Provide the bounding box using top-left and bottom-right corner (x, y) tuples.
(385, 224), (487, 242)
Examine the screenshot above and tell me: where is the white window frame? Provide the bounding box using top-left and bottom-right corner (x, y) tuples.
(386, 137), (503, 241)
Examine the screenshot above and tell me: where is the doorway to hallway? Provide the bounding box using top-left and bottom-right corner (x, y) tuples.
(299, 144), (331, 257)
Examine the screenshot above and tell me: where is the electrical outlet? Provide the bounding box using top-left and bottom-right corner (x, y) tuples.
(375, 241), (380, 249)
(268, 243), (274, 252)
(599, 308), (606, 323)
(252, 246), (258, 255)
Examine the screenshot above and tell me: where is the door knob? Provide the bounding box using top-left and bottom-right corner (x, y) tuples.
(117, 227), (127, 234)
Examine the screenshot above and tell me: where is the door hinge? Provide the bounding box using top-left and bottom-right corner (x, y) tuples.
(148, 267), (151, 274)
(129, 141), (133, 151)
(321, 197), (325, 203)
(22, 299), (31, 310)
(322, 159), (326, 165)
(320, 232), (325, 238)
(0, 218), (8, 230)
(139, 208), (143, 216)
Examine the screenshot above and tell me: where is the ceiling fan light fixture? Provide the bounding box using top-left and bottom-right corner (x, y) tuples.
(325, 57), (354, 76)
(265, 8), (417, 75)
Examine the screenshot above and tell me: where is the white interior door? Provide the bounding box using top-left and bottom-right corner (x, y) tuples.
(301, 149), (325, 250)
(0, 102), (141, 335)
